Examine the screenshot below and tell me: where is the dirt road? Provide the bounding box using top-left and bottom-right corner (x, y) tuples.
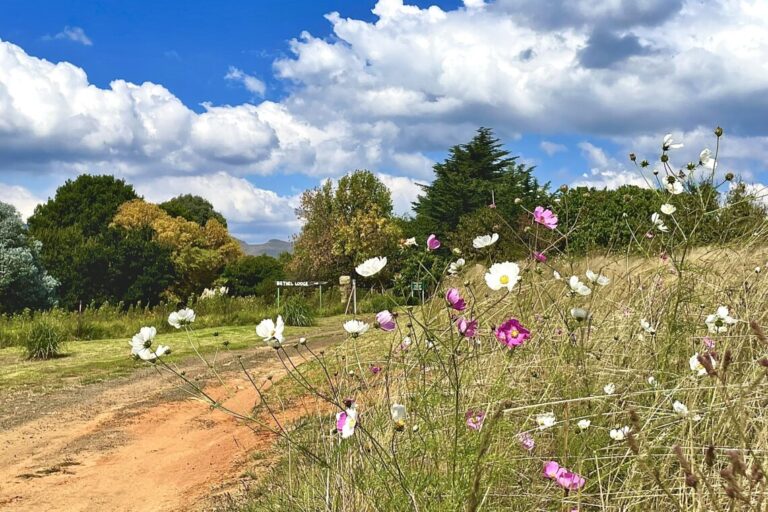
(0, 334), (340, 512)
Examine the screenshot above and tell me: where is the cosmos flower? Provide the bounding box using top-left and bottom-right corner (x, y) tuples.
(256, 316), (285, 347)
(533, 206), (558, 230)
(427, 234), (441, 251)
(391, 403), (407, 430)
(448, 258), (466, 275)
(473, 233), (499, 249)
(495, 318), (530, 348)
(518, 432), (535, 451)
(662, 133), (684, 151)
(640, 319), (656, 335)
(375, 310), (396, 331)
(168, 308), (196, 329)
(660, 203), (677, 215)
(610, 426), (631, 441)
(445, 288), (467, 311)
(485, 262), (521, 291)
(705, 306), (737, 333)
(585, 270), (610, 286)
(651, 212), (669, 232)
(603, 383), (616, 395)
(577, 419), (591, 430)
(533, 251), (547, 263)
(403, 237), (417, 247)
(690, 352), (716, 376)
(543, 461), (586, 491)
(536, 412), (556, 430)
(569, 276), (592, 296)
(343, 319), (369, 337)
(335, 400), (358, 439)
(699, 148), (715, 170)
(665, 177), (684, 195)
(355, 257), (387, 277)
(456, 317), (478, 338)
(672, 400), (689, 417)
(465, 410), (486, 431)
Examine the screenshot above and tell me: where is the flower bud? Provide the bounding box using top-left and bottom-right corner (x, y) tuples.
(715, 126), (724, 137)
(660, 154), (669, 163)
(640, 160), (649, 168)
(629, 152), (636, 161)
(559, 184), (569, 192)
(514, 197), (522, 204)
(652, 168), (659, 175)
(725, 172), (734, 181)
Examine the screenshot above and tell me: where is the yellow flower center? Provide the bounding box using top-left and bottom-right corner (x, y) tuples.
(500, 275), (510, 285)
(510, 329), (519, 337)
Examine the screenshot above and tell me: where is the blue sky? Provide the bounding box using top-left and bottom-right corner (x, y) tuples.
(1, 0), (766, 242)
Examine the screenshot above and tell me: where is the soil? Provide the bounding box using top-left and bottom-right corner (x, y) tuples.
(0, 332), (341, 512)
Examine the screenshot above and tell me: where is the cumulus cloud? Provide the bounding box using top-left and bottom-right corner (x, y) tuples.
(45, 26), (93, 46)
(224, 66), (266, 97)
(540, 141), (567, 156)
(0, 183), (46, 220)
(375, 173), (426, 215)
(572, 141), (651, 189)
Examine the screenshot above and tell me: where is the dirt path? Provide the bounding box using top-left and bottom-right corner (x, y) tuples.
(0, 334), (340, 512)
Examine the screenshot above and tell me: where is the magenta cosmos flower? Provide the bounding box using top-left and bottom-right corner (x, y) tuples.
(495, 318), (530, 348)
(456, 317), (478, 338)
(427, 234), (441, 251)
(375, 310), (396, 331)
(518, 432), (535, 451)
(533, 251), (547, 263)
(543, 461), (586, 491)
(465, 410), (486, 431)
(445, 288), (466, 311)
(533, 206), (558, 230)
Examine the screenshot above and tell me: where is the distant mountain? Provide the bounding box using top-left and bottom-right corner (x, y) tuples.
(236, 238), (293, 258)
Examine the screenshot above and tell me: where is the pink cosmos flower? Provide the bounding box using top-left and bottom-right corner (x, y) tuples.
(543, 461), (561, 479)
(457, 317), (478, 338)
(335, 399), (358, 439)
(445, 288), (466, 311)
(703, 336), (716, 350)
(543, 461), (586, 491)
(645, 231), (654, 239)
(370, 365), (382, 375)
(375, 310), (396, 331)
(518, 432), (535, 451)
(427, 234), (441, 251)
(495, 318), (530, 348)
(533, 251), (547, 263)
(465, 410), (486, 431)
(533, 206), (558, 230)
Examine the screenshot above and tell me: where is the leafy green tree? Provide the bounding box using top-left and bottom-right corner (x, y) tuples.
(0, 202), (58, 313)
(413, 127), (546, 239)
(290, 171), (402, 279)
(28, 175), (137, 237)
(159, 194), (228, 227)
(223, 255), (285, 297)
(27, 175), (175, 308)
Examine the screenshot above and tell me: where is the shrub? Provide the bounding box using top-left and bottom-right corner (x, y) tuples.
(24, 317), (64, 359)
(280, 295), (315, 326)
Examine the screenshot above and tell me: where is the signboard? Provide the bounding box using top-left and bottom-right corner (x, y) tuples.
(410, 282), (423, 291)
(275, 281), (328, 287)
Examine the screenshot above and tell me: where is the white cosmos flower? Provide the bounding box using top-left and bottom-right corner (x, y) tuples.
(672, 400), (689, 417)
(131, 326), (157, 352)
(648, 376), (657, 386)
(640, 319), (656, 335)
(484, 262), (521, 291)
(569, 275), (592, 296)
(553, 271), (562, 280)
(665, 179), (684, 195)
(705, 306), (737, 333)
(536, 412), (556, 430)
(168, 308), (196, 329)
(343, 319), (369, 337)
(473, 233), (499, 249)
(610, 426), (631, 441)
(699, 148), (716, 170)
(690, 352), (716, 376)
(603, 383), (616, 395)
(336, 403), (358, 439)
(403, 237), (417, 247)
(651, 212), (669, 232)
(256, 316), (285, 347)
(355, 257), (387, 277)
(577, 419), (591, 430)
(448, 258), (466, 275)
(660, 203), (676, 215)
(391, 403), (407, 429)
(586, 269), (610, 286)
(662, 133), (684, 151)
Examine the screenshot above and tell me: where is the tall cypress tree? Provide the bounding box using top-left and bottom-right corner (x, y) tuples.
(412, 127), (546, 238)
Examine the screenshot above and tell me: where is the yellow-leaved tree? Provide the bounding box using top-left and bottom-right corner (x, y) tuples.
(112, 199), (243, 300)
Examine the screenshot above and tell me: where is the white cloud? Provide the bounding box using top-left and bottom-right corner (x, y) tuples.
(0, 183), (45, 220)
(540, 141), (567, 156)
(572, 141), (652, 189)
(47, 26), (93, 46)
(376, 173), (426, 216)
(224, 66), (266, 97)
(135, 171), (299, 226)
